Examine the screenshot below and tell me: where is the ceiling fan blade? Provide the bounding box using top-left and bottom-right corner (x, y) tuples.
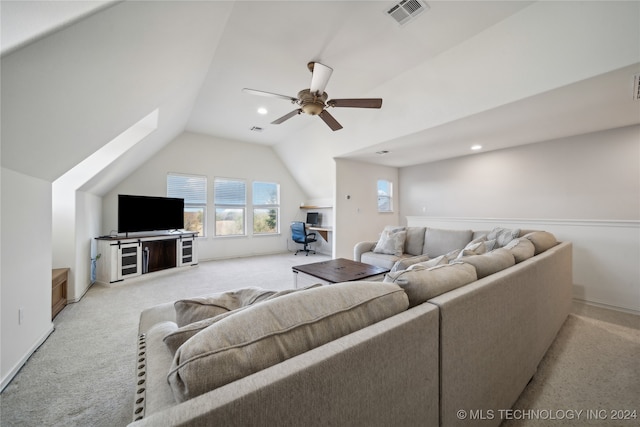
(327, 98), (383, 109)
(271, 109), (302, 124)
(309, 62), (333, 95)
(319, 110), (343, 131)
(242, 88), (298, 103)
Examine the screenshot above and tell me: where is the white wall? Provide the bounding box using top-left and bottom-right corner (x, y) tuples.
(102, 132), (309, 260)
(334, 159), (399, 259)
(399, 125), (640, 313)
(1, 167), (54, 390)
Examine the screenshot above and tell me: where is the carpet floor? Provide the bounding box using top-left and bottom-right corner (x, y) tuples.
(0, 253), (638, 426)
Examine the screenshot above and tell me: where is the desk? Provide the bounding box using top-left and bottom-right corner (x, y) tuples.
(307, 226), (332, 241)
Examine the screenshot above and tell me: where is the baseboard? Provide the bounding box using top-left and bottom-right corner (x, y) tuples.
(0, 324), (55, 392)
(573, 298), (640, 316)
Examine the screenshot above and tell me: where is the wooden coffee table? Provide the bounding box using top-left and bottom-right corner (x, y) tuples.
(292, 258), (390, 288)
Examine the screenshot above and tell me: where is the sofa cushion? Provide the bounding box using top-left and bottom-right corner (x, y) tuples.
(422, 228), (473, 257)
(404, 227), (426, 256)
(173, 287), (277, 327)
(167, 281), (409, 402)
(384, 263), (477, 307)
(523, 231), (558, 255)
(390, 254), (431, 273)
(457, 248), (516, 279)
(504, 238), (536, 263)
(361, 252), (408, 270)
(164, 284), (323, 354)
(373, 229), (406, 256)
(487, 227), (521, 247)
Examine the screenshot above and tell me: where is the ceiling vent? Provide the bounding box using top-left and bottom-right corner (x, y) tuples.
(386, 0), (429, 25)
(634, 74), (640, 101)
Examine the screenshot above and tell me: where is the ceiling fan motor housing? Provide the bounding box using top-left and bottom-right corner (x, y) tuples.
(298, 89), (327, 115)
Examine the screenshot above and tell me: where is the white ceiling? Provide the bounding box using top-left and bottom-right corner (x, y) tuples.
(1, 1), (639, 201)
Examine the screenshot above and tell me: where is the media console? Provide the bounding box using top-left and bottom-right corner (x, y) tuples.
(95, 232), (197, 285)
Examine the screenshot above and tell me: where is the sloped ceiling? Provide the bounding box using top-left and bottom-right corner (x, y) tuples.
(2, 1), (639, 201)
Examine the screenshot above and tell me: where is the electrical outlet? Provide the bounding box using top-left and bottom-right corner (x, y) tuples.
(18, 308), (24, 325)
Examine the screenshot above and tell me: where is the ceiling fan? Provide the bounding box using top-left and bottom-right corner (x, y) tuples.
(243, 62), (382, 131)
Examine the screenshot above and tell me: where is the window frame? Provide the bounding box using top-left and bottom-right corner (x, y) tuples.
(214, 177), (247, 237)
(167, 173), (207, 237)
(377, 179), (393, 213)
(252, 181), (280, 235)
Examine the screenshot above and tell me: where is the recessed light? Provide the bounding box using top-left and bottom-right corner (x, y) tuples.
(257, 107), (268, 115)
(471, 145), (482, 151)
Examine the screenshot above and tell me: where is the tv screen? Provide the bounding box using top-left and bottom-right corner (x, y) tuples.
(306, 212), (320, 226)
(118, 195), (184, 234)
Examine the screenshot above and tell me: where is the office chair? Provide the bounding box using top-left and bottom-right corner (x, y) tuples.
(291, 221), (317, 255)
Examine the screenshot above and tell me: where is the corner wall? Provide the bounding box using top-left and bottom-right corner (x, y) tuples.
(399, 125), (640, 312)
(1, 168), (54, 390)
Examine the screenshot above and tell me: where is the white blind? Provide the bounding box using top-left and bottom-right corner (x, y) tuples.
(167, 173), (206, 204)
(214, 178), (246, 205)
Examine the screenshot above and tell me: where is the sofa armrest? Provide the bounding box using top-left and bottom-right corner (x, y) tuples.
(139, 302), (176, 335)
(354, 241), (377, 262)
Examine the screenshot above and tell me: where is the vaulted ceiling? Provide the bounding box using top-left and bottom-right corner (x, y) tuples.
(2, 1), (639, 201)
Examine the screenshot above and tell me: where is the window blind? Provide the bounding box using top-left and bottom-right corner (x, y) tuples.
(167, 174), (206, 204)
(214, 178), (246, 205)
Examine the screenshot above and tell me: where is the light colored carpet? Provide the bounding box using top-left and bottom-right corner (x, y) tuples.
(0, 253), (638, 427)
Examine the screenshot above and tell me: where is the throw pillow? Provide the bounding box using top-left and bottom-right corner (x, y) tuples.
(167, 282), (409, 402)
(407, 254), (448, 270)
(165, 284), (323, 354)
(456, 240), (488, 259)
(373, 229), (406, 256)
(487, 227), (521, 247)
(384, 262), (477, 307)
(390, 254), (431, 273)
(504, 238), (536, 263)
(174, 287), (277, 327)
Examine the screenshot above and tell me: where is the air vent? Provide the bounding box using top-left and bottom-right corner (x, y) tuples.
(386, 0), (429, 25)
(250, 126), (264, 132)
(634, 73), (640, 101)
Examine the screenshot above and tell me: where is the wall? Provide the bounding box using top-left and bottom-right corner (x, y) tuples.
(102, 132), (308, 260)
(399, 125), (640, 312)
(1, 168), (54, 390)
(334, 159), (399, 259)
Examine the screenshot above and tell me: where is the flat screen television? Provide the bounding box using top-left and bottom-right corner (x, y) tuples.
(306, 212), (320, 226)
(118, 194), (184, 234)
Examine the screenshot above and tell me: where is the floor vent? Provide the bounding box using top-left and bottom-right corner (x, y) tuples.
(386, 0), (429, 25)
(634, 74), (640, 101)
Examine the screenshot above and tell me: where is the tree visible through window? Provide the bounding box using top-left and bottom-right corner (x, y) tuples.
(377, 179), (393, 212)
(167, 173), (206, 236)
(253, 181), (280, 234)
(214, 178), (246, 236)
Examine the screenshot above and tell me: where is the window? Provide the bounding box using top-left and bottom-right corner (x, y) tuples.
(167, 173), (206, 236)
(377, 179), (393, 212)
(253, 181), (280, 234)
(214, 178), (246, 236)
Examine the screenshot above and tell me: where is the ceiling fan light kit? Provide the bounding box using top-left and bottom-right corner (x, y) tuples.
(243, 61), (382, 131)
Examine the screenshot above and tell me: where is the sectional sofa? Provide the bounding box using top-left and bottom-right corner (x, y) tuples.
(129, 226), (572, 427)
